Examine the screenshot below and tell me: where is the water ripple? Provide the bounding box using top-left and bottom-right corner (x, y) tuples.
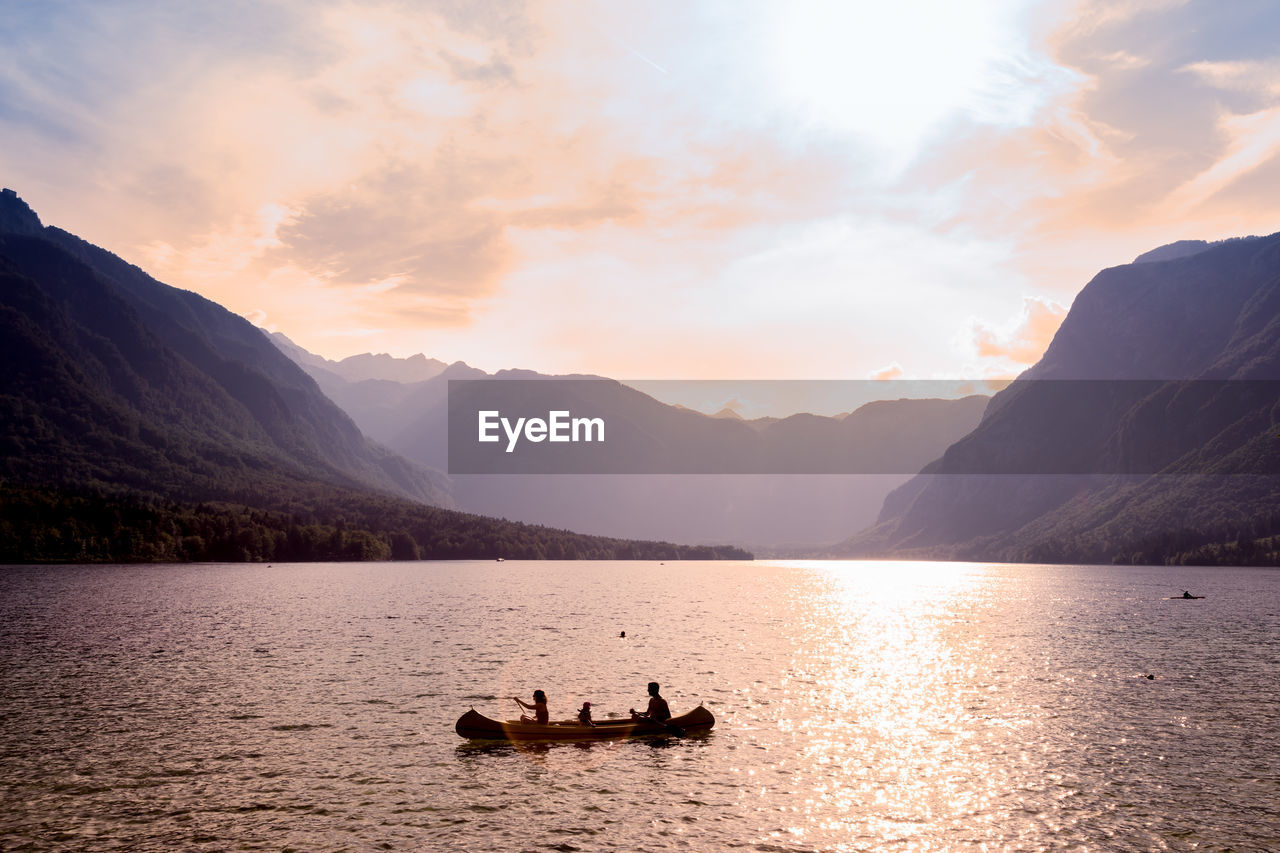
(1, 560), (1277, 851)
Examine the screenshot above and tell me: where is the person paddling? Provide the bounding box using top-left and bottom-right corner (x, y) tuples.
(630, 681), (671, 723)
(514, 690), (549, 724)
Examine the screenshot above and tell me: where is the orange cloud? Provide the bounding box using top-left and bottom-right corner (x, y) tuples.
(973, 297), (1068, 365)
(868, 363), (905, 381)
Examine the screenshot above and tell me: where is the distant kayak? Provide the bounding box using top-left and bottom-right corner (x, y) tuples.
(455, 705), (715, 741)
(1166, 595), (1205, 600)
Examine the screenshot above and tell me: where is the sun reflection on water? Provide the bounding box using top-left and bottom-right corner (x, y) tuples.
(760, 560), (1027, 849)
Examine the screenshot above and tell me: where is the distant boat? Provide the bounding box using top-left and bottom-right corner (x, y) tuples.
(496, 557), (505, 562)
(455, 705), (715, 741)
(1166, 594), (1205, 599)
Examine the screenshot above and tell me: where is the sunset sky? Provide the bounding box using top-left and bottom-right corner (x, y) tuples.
(4, 0), (1279, 379)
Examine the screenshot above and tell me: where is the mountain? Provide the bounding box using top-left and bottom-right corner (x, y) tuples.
(1131, 236), (1258, 264)
(839, 232), (1280, 565)
(266, 334), (989, 547)
(0, 189), (749, 562)
(266, 331), (447, 384)
(444, 396), (990, 549)
(0, 188), (448, 507)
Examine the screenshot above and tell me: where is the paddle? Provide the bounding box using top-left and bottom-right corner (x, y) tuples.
(629, 706), (685, 737)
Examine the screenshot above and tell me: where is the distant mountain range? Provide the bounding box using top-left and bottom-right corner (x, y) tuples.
(268, 332), (448, 384)
(11, 183), (1272, 565)
(838, 233), (1280, 565)
(265, 331), (989, 547)
(0, 188), (748, 562)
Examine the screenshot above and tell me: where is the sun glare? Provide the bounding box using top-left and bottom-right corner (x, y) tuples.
(758, 1), (1030, 153)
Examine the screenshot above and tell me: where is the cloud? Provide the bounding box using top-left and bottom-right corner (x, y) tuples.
(439, 49), (517, 85)
(893, 0), (1280, 323)
(271, 169), (512, 299)
(868, 363), (905, 381)
(973, 297), (1068, 365)
(3, 0), (1279, 378)
(1097, 50), (1150, 71)
(1164, 105), (1280, 214)
(1061, 0), (1190, 34)
(1182, 59), (1280, 98)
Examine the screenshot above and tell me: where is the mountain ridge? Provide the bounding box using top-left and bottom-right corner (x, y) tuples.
(0, 189), (750, 562)
(837, 230), (1280, 564)
(8, 221), (450, 505)
(266, 330), (450, 384)
(267, 333), (990, 547)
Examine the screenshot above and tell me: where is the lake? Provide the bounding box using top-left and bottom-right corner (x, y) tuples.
(1, 560), (1277, 851)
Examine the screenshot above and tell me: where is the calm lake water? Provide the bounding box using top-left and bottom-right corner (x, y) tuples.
(1, 560), (1277, 852)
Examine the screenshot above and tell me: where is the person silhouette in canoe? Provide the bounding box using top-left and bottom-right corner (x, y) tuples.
(577, 701), (595, 727)
(630, 681), (671, 723)
(514, 690), (549, 724)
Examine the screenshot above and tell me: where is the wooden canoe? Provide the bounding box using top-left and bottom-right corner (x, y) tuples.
(455, 705), (715, 741)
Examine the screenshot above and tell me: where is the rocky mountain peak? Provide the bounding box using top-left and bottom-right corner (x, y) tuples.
(0, 188), (44, 235)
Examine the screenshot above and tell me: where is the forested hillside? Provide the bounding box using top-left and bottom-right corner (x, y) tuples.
(0, 189), (749, 562)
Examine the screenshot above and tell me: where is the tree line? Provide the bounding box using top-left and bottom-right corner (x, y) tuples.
(0, 484), (753, 564)
(1107, 510), (1280, 566)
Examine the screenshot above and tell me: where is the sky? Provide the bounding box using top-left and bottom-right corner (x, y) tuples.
(3, 0), (1280, 379)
